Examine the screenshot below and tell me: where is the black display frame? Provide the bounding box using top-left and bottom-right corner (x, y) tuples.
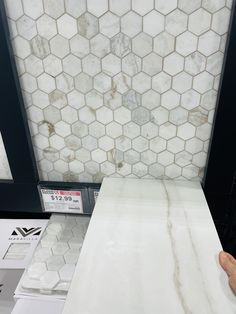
(0, 2), (42, 215)
(202, 1), (236, 249)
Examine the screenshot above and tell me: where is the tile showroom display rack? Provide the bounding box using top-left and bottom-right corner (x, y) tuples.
(0, 0), (236, 255)
(63, 177), (236, 314)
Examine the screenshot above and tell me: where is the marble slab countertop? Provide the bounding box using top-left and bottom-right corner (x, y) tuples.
(63, 178), (236, 314)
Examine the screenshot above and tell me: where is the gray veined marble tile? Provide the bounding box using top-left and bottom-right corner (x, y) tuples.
(143, 52), (162, 76)
(102, 53), (121, 77)
(106, 122), (122, 139)
(143, 10), (165, 36)
(37, 14), (57, 40)
(48, 90), (65, 109)
(17, 15), (37, 40)
(141, 122), (158, 139)
(123, 89), (141, 110)
(87, 0), (108, 17)
(37, 73), (56, 93)
(169, 107), (188, 126)
(132, 0), (154, 15)
(110, 0), (131, 16)
(132, 136), (148, 152)
(44, 0), (64, 19)
(122, 53), (141, 76)
(132, 107), (150, 125)
(166, 9), (188, 36)
(198, 31), (221, 56)
(100, 12), (120, 38)
(31, 35), (50, 59)
(65, 0), (86, 18)
(62, 55), (82, 76)
(78, 12), (98, 39)
(111, 33), (131, 58)
(124, 149), (140, 165)
(152, 72), (172, 94)
(132, 32), (152, 57)
(57, 14), (77, 39)
(121, 11), (142, 38)
(25, 55), (43, 77)
(75, 73), (93, 93)
(70, 34), (89, 58)
(89, 121), (105, 139)
(90, 34), (110, 58)
(63, 178), (236, 314)
(112, 72), (131, 95)
(178, 0), (201, 14)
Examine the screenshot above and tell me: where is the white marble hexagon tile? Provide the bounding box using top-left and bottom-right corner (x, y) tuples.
(17, 214), (90, 297)
(4, 0), (233, 182)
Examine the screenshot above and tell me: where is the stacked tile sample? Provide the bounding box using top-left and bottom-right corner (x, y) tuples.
(17, 214), (90, 296)
(4, 0), (232, 181)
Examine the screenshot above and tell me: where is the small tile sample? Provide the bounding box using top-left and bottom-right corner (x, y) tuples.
(17, 214), (90, 297)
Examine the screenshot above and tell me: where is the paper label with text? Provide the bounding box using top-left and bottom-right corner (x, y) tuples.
(41, 189), (83, 213)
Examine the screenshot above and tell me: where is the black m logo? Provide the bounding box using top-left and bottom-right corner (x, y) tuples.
(11, 227), (42, 237)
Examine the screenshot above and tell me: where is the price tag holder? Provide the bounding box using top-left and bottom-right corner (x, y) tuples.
(38, 182), (90, 214)
(88, 184), (101, 211)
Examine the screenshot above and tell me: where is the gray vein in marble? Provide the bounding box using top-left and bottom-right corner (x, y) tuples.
(182, 204), (214, 313)
(163, 180), (216, 313)
(121, 74), (130, 90)
(125, 54), (141, 75)
(162, 180), (190, 314)
(63, 178), (236, 314)
(111, 33), (131, 57)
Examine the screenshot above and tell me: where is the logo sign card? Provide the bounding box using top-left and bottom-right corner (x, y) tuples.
(11, 227), (42, 237)
(40, 188), (84, 214)
(0, 219), (48, 269)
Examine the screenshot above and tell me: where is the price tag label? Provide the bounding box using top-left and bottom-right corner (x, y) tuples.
(94, 190), (99, 203)
(40, 189), (83, 213)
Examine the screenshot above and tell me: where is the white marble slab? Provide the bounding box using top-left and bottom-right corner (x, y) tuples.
(63, 178), (236, 314)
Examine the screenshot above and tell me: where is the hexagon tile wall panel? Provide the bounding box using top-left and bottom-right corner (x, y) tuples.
(4, 0), (232, 182)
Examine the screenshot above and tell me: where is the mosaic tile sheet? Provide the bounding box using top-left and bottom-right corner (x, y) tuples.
(17, 214), (90, 297)
(4, 0), (233, 182)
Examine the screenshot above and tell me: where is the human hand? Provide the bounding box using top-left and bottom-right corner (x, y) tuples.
(219, 251), (236, 294)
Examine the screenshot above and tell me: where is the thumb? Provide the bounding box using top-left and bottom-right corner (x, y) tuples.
(219, 251), (236, 276)
(229, 274), (236, 295)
